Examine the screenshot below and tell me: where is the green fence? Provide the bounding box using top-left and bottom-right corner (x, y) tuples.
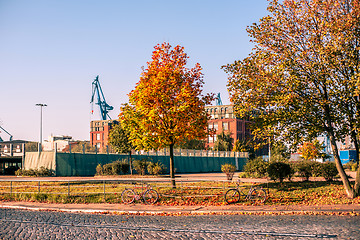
(55, 152), (247, 176)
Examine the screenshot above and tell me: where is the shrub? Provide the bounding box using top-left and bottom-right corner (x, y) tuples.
(15, 167), (53, 177)
(294, 160), (313, 181)
(96, 160), (130, 176)
(321, 162), (338, 181)
(287, 162), (297, 181)
(37, 167), (53, 177)
(310, 161), (323, 177)
(119, 159), (130, 174)
(344, 161), (358, 171)
(110, 161), (121, 175)
(15, 168), (23, 176)
(95, 164), (103, 176)
(221, 163), (237, 180)
(293, 160), (323, 181)
(133, 159), (149, 175)
(103, 164), (113, 175)
(243, 157), (269, 178)
(267, 162), (291, 182)
(147, 162), (166, 175)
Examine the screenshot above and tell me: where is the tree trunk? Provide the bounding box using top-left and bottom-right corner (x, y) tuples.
(129, 151), (133, 175)
(354, 167), (360, 196)
(329, 133), (355, 198)
(350, 128), (360, 196)
(169, 143), (176, 188)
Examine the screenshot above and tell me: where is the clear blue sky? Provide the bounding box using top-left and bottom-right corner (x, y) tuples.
(0, 0), (269, 142)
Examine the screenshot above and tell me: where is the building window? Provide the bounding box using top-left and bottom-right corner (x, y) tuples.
(96, 143), (101, 149)
(214, 122), (218, 131)
(96, 133), (101, 141)
(223, 122), (229, 131)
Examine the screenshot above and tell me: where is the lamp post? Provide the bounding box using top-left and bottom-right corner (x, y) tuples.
(35, 103), (47, 150)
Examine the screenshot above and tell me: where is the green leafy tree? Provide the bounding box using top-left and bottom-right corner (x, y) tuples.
(213, 131), (234, 151)
(62, 141), (94, 153)
(233, 139), (256, 159)
(270, 140), (290, 161)
(120, 42), (214, 188)
(108, 123), (134, 174)
(175, 137), (206, 150)
(223, 0), (360, 197)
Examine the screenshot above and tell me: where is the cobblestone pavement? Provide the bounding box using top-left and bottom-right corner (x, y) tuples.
(0, 209), (359, 240)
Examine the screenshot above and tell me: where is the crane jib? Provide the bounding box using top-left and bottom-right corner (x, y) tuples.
(90, 75), (114, 120)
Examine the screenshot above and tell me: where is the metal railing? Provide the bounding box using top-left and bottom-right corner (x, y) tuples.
(0, 179), (241, 200)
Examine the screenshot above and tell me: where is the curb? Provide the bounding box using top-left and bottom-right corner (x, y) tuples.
(1, 204), (360, 216)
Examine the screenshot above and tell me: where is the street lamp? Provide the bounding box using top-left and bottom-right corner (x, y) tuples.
(35, 103), (47, 149)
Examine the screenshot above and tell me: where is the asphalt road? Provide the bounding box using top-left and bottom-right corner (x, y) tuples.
(0, 209), (359, 239)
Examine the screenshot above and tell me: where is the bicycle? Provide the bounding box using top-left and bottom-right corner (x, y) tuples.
(121, 183), (159, 205)
(224, 180), (267, 204)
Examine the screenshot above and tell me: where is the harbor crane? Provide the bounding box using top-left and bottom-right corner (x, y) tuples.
(0, 126), (13, 142)
(90, 75), (114, 120)
(216, 93), (223, 106)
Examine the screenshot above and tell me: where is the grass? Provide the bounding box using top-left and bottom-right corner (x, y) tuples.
(0, 179), (359, 206)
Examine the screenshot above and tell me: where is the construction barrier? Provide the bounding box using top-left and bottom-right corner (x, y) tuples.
(24, 151), (248, 177)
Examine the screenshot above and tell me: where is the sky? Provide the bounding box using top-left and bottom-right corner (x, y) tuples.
(0, 0), (269, 142)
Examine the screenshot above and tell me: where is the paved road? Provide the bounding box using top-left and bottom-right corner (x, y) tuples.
(0, 209), (359, 239)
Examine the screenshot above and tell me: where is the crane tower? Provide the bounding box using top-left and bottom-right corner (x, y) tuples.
(90, 75), (113, 120)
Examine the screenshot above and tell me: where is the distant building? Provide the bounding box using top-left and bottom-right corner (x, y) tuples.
(0, 140), (28, 175)
(90, 120), (118, 152)
(42, 135), (73, 152)
(205, 104), (252, 149)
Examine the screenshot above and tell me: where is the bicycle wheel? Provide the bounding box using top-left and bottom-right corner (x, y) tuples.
(225, 189), (241, 204)
(121, 189), (136, 204)
(143, 189), (159, 205)
(249, 187), (267, 204)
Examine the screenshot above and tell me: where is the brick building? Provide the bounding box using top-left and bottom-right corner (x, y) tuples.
(205, 104), (252, 149)
(90, 120), (118, 152)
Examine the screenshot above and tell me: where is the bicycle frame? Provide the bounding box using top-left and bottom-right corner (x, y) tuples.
(225, 180), (267, 204)
(121, 183), (159, 205)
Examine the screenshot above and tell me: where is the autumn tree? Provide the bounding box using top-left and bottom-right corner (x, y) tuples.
(108, 123), (134, 174)
(298, 140), (324, 161)
(120, 42), (214, 188)
(223, 0), (360, 197)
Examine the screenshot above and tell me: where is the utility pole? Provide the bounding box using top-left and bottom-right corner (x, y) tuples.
(36, 103), (47, 150)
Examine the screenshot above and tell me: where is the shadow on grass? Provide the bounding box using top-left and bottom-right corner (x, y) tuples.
(260, 180), (343, 191)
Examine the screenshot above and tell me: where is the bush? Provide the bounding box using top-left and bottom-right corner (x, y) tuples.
(221, 163), (237, 180)
(147, 162), (166, 175)
(287, 162), (297, 181)
(293, 160), (322, 181)
(294, 160), (313, 181)
(95, 160), (130, 176)
(95, 164), (103, 176)
(321, 162), (338, 181)
(310, 161), (323, 177)
(243, 157), (269, 178)
(267, 162), (291, 182)
(344, 161), (358, 171)
(133, 159), (149, 175)
(103, 164), (113, 175)
(37, 167), (53, 177)
(119, 160), (130, 174)
(15, 167), (53, 177)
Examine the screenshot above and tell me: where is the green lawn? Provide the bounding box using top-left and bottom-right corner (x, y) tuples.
(0, 179), (359, 206)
